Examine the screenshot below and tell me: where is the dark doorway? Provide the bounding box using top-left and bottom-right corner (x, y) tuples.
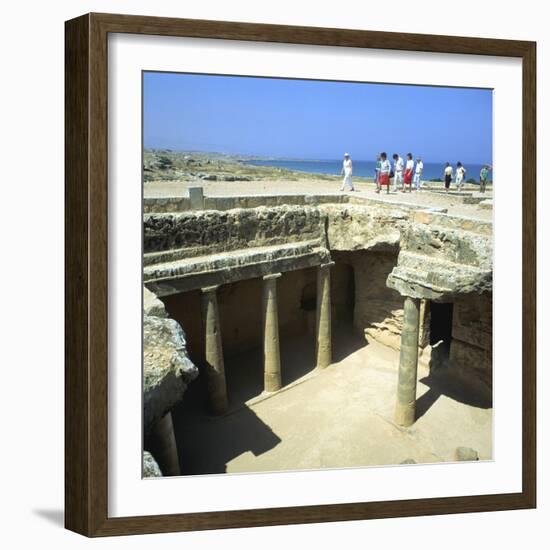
(429, 301), (454, 368)
(331, 261), (355, 324)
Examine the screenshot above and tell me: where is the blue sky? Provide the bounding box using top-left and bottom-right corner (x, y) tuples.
(143, 72), (493, 164)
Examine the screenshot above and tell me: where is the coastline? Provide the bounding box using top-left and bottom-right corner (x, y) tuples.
(144, 149), (492, 186)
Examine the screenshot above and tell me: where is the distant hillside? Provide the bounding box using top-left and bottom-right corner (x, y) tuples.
(143, 149), (342, 183)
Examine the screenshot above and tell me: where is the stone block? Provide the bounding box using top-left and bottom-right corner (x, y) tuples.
(189, 186), (205, 210)
(449, 338), (492, 390)
(452, 294), (493, 350)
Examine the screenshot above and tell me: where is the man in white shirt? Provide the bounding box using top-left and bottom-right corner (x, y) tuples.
(413, 157), (424, 191)
(340, 153), (354, 192)
(455, 161), (466, 192)
(444, 162), (453, 193)
(392, 153), (404, 192)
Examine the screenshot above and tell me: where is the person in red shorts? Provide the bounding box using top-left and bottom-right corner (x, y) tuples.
(403, 152), (414, 192)
(378, 152), (391, 194)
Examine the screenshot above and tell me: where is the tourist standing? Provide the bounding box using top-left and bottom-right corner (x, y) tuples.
(340, 152), (354, 192)
(444, 162), (453, 193)
(479, 165), (490, 193)
(378, 152), (391, 194)
(392, 153), (404, 192)
(413, 157), (424, 191)
(455, 162), (466, 192)
(374, 155), (382, 192)
(403, 153), (414, 192)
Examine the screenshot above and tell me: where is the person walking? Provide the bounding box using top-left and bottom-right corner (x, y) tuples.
(413, 156), (423, 191)
(455, 161), (466, 192)
(340, 152), (354, 192)
(403, 153), (414, 192)
(378, 152), (391, 194)
(374, 154), (382, 192)
(479, 164), (490, 193)
(443, 162), (453, 193)
(392, 153), (404, 192)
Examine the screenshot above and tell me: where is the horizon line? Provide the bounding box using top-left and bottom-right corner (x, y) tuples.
(143, 147), (491, 166)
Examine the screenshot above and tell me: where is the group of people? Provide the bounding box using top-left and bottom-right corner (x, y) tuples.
(340, 152), (424, 194)
(375, 152), (423, 194)
(340, 152), (492, 194)
(443, 161), (467, 193)
(443, 162), (492, 193)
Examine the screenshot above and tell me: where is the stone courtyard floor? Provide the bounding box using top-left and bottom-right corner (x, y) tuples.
(173, 328), (493, 476)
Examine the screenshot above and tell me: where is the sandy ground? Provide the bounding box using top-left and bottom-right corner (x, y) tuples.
(145, 179), (494, 221)
(173, 328), (492, 475)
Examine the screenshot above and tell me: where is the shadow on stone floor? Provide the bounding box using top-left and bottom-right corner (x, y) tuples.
(224, 322), (367, 404)
(173, 399), (282, 475)
(172, 322), (367, 475)
(415, 368), (492, 421)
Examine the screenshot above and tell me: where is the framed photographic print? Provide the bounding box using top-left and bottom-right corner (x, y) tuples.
(65, 13), (536, 537)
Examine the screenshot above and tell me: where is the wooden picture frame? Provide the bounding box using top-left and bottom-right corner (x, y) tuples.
(65, 12), (536, 537)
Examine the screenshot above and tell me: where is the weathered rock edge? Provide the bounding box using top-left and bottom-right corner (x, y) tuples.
(143, 287), (198, 435)
(143, 450), (163, 477)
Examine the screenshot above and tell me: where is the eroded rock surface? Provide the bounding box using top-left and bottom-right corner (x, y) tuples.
(321, 204), (405, 252)
(144, 286), (168, 317)
(387, 221), (492, 301)
(143, 450), (163, 477)
(144, 205), (323, 256)
(143, 288), (198, 435)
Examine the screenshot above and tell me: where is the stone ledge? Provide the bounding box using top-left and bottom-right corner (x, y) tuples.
(411, 211), (493, 235)
(387, 251), (492, 301)
(145, 242), (331, 296)
(144, 193), (350, 213)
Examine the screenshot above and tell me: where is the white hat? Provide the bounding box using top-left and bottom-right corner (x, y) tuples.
(344, 152), (350, 157)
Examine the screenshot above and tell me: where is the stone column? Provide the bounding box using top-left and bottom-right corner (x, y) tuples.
(316, 262), (334, 369)
(262, 273), (282, 392)
(395, 296), (421, 427)
(147, 411), (180, 476)
(201, 285), (228, 415)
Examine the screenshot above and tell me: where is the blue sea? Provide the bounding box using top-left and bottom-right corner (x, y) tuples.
(244, 159), (489, 183)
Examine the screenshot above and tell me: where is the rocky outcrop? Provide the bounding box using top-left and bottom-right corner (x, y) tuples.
(143, 450), (163, 477)
(144, 286), (168, 318)
(321, 204), (405, 252)
(199, 174), (252, 182)
(387, 222), (492, 302)
(143, 287), (198, 435)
